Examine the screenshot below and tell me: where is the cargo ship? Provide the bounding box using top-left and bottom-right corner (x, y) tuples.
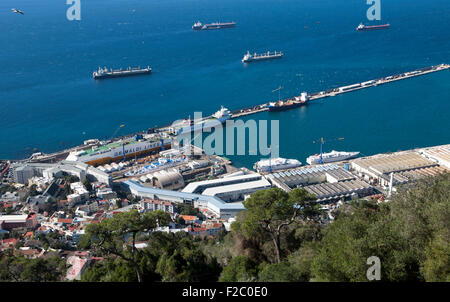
(171, 106), (232, 136)
(254, 158), (302, 173)
(356, 23), (390, 31)
(66, 134), (171, 166)
(93, 66), (151, 80)
(306, 151), (360, 165)
(242, 51), (283, 63)
(268, 92), (309, 112)
(192, 21), (236, 30)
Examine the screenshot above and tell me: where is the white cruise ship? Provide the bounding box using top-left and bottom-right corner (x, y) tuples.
(174, 106), (232, 136)
(306, 150), (360, 165)
(65, 134), (171, 166)
(253, 157), (302, 173)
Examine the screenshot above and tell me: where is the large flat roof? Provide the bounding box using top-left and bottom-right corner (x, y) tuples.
(0, 215), (28, 223)
(182, 173), (262, 193)
(122, 180), (246, 211)
(202, 179), (271, 196)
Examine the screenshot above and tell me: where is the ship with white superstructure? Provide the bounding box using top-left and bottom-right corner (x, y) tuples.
(253, 157), (302, 173)
(171, 106), (232, 136)
(93, 66), (151, 80)
(192, 21), (236, 30)
(242, 51), (283, 63)
(66, 134), (171, 166)
(306, 150), (360, 165)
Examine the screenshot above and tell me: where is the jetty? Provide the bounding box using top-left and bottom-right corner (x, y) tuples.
(230, 63), (450, 118)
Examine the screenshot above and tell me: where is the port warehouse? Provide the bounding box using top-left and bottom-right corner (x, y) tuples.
(351, 146), (450, 187)
(182, 174), (265, 194)
(264, 164), (374, 203)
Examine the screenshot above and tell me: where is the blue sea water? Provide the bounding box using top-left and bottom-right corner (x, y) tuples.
(0, 0), (449, 168)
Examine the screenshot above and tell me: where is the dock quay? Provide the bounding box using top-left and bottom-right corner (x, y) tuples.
(231, 63), (450, 118)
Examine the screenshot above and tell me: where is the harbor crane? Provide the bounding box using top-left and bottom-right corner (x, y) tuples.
(272, 85), (283, 102)
(312, 137), (345, 164)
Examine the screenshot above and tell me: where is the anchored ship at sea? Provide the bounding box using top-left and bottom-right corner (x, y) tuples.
(268, 92), (309, 112)
(242, 51), (283, 63)
(171, 106), (232, 136)
(356, 23), (390, 31)
(306, 151), (360, 165)
(66, 134), (171, 166)
(192, 21), (236, 30)
(254, 158), (302, 173)
(93, 66), (151, 80)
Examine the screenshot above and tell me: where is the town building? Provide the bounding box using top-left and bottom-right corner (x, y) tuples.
(0, 213), (38, 231)
(140, 199), (175, 214)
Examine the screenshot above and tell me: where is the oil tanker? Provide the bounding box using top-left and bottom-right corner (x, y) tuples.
(356, 23), (390, 31)
(93, 66), (151, 80)
(192, 21), (236, 30)
(268, 92), (309, 112)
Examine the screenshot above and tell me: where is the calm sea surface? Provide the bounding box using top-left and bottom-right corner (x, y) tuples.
(1, 0), (449, 168)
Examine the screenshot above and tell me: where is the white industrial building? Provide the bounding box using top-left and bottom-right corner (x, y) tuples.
(12, 161), (112, 186)
(182, 173), (263, 194)
(202, 179), (271, 202)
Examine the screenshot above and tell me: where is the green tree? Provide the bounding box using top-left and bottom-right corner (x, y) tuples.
(176, 203), (199, 216)
(219, 255), (258, 282)
(84, 210), (171, 282)
(153, 234), (221, 282)
(29, 184), (39, 197)
(311, 174), (450, 282)
(83, 179), (93, 192)
(0, 256), (66, 282)
(233, 188), (319, 263)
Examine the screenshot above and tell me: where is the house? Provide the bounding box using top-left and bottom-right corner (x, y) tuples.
(58, 218), (74, 225)
(178, 215), (200, 225)
(188, 222), (224, 237)
(66, 252), (91, 281)
(96, 188), (117, 200)
(26, 195), (51, 212)
(14, 247), (43, 259)
(0, 238), (18, 250)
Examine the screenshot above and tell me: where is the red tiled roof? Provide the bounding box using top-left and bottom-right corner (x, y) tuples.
(180, 215), (196, 221)
(1, 238), (18, 245)
(58, 218), (73, 224)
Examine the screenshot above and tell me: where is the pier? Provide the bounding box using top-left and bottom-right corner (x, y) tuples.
(230, 63), (450, 118)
